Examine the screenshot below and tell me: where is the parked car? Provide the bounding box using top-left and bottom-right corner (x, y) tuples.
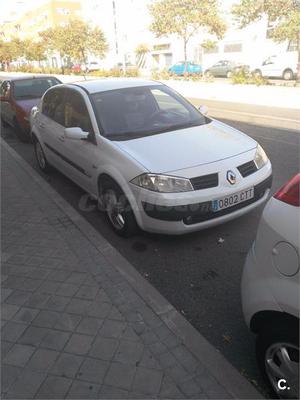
(253, 54), (297, 80)
(0, 75), (61, 142)
(204, 60), (247, 78)
(82, 61), (102, 73)
(242, 173), (299, 399)
(71, 64), (83, 74)
(30, 79), (272, 237)
(168, 61), (202, 76)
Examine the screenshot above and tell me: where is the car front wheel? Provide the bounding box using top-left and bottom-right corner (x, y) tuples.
(101, 179), (138, 237)
(256, 325), (299, 399)
(34, 139), (51, 173)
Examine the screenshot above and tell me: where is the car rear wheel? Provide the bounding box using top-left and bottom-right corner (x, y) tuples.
(226, 71), (232, 78)
(282, 69), (294, 81)
(101, 179), (138, 237)
(256, 324), (299, 399)
(34, 139), (51, 173)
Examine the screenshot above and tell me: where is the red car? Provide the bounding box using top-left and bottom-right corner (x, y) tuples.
(0, 75), (61, 142)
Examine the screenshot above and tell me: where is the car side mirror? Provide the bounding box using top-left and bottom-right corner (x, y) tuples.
(198, 105), (208, 116)
(64, 127), (89, 141)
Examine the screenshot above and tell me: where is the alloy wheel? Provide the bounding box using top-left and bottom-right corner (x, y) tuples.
(104, 189), (126, 230)
(265, 342), (299, 399)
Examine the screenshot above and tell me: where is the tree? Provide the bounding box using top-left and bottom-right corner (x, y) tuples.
(135, 43), (150, 68)
(0, 38), (24, 69)
(149, 0), (226, 69)
(23, 40), (47, 66)
(232, 0), (300, 81)
(40, 19), (108, 73)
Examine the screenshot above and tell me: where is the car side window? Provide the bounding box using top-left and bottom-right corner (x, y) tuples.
(0, 81), (11, 98)
(42, 89), (66, 126)
(64, 90), (93, 133)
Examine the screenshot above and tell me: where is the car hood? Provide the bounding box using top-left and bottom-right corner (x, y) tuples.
(15, 98), (39, 114)
(115, 120), (257, 173)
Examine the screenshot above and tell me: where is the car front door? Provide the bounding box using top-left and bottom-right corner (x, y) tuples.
(0, 81), (14, 125)
(38, 87), (68, 172)
(60, 88), (99, 194)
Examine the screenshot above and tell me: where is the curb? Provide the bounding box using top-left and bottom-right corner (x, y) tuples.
(1, 138), (263, 399)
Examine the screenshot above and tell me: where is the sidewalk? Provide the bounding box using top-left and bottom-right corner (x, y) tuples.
(1, 139), (261, 399)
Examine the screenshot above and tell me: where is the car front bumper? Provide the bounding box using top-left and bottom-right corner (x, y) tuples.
(129, 164), (272, 235)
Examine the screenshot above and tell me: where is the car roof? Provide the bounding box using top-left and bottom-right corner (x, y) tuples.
(0, 75), (60, 82)
(68, 78), (163, 94)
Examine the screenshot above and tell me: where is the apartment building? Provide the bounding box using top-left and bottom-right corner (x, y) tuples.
(0, 0), (82, 41)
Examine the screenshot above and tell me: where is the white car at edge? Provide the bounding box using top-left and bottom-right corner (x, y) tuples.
(242, 174), (299, 399)
(30, 79), (272, 237)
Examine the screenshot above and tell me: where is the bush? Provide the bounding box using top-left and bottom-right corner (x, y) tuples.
(231, 68), (269, 86)
(89, 67), (139, 78)
(151, 68), (171, 80)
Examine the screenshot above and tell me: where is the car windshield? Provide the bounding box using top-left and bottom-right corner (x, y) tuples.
(13, 78), (60, 99)
(91, 85), (209, 140)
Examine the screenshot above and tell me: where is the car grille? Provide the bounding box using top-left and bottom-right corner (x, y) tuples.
(237, 160), (257, 177)
(190, 173), (219, 190)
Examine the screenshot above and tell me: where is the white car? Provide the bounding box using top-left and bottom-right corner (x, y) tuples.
(242, 174), (299, 399)
(30, 79), (272, 236)
(81, 61), (102, 73)
(253, 54), (297, 80)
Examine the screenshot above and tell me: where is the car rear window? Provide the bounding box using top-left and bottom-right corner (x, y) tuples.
(13, 78), (60, 99)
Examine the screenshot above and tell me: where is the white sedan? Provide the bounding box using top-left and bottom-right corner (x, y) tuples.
(30, 79), (272, 236)
(242, 174), (299, 399)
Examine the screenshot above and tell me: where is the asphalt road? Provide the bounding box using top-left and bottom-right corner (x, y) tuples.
(1, 118), (299, 397)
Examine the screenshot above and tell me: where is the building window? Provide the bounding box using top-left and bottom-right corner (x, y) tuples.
(224, 43), (242, 53)
(287, 41), (297, 52)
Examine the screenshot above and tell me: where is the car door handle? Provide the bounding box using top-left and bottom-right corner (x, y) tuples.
(38, 122), (45, 129)
(58, 136), (65, 142)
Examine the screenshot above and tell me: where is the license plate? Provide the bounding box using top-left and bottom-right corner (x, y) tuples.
(212, 187), (254, 212)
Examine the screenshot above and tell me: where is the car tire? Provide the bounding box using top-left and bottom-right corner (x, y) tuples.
(256, 323), (299, 399)
(226, 71), (232, 78)
(100, 178), (138, 237)
(13, 118), (29, 143)
(204, 70), (212, 78)
(34, 138), (51, 173)
(254, 69), (262, 77)
(282, 69), (294, 81)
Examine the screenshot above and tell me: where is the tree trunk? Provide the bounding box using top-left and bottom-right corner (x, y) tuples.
(297, 38), (300, 83)
(183, 38), (188, 77)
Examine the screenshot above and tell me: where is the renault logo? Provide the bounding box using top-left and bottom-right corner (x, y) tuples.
(227, 170), (236, 185)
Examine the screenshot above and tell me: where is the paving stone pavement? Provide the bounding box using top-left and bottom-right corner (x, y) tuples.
(1, 141), (260, 399)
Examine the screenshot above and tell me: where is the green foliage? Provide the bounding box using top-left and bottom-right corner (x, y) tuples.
(149, 0), (226, 61)
(0, 38), (24, 64)
(23, 40), (47, 63)
(86, 67), (139, 78)
(151, 68), (171, 80)
(135, 43), (150, 56)
(231, 68), (268, 86)
(201, 39), (217, 50)
(39, 19), (108, 65)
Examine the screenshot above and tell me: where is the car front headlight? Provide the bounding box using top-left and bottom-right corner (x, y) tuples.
(254, 144), (268, 169)
(131, 173), (193, 193)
